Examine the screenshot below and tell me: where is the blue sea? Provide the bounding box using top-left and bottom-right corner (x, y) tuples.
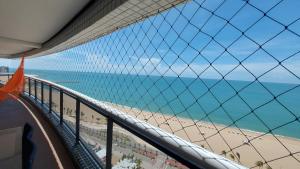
(24, 69), (300, 139)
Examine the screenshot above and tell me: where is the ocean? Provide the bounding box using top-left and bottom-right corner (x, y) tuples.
(24, 69), (300, 139)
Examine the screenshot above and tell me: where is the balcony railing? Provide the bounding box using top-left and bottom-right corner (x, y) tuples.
(0, 73), (246, 169)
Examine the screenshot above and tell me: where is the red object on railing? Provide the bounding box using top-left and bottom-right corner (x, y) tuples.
(0, 57), (25, 101)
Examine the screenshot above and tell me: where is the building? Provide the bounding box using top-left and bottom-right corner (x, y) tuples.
(0, 66), (8, 73)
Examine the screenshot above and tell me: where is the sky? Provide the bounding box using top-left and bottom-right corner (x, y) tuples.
(1, 0), (300, 83)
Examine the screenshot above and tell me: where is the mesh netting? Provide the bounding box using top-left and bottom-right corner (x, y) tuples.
(11, 0), (300, 168)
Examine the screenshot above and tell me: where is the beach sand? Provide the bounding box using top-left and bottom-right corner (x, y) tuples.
(28, 84), (300, 168)
(0, 76), (9, 83)
(104, 102), (300, 169)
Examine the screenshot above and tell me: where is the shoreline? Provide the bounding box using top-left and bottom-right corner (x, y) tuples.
(25, 81), (300, 168)
(102, 101), (300, 142)
(99, 101), (300, 168)
(1, 74), (298, 141)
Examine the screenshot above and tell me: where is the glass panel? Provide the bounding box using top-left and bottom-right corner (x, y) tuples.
(24, 78), (29, 93)
(36, 81), (42, 101)
(111, 124), (188, 169)
(80, 103), (107, 166)
(30, 79), (35, 96)
(51, 88), (60, 115)
(43, 84), (50, 108)
(63, 93), (76, 131)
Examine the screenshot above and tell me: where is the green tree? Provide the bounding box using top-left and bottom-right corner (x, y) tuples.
(255, 161), (264, 169)
(236, 152), (240, 163)
(221, 150), (227, 157)
(136, 159), (142, 169)
(121, 154), (126, 160)
(229, 154), (235, 161)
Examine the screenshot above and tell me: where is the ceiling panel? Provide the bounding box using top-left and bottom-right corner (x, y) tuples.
(0, 0), (90, 56)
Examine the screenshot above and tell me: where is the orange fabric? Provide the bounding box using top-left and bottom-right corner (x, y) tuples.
(0, 57), (25, 100)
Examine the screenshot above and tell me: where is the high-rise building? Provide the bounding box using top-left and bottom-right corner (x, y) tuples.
(0, 66), (8, 73)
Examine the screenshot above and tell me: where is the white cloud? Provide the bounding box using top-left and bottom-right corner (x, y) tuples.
(14, 51), (300, 84)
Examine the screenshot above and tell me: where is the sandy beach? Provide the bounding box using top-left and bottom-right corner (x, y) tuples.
(103, 102), (300, 169)
(0, 76), (9, 83)
(23, 82), (300, 168)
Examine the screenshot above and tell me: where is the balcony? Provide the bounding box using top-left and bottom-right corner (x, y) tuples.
(0, 74), (244, 169)
(0, 76), (74, 169)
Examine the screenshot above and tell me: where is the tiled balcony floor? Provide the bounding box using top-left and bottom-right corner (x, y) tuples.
(0, 97), (75, 169)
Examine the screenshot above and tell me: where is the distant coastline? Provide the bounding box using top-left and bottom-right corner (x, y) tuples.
(104, 100), (300, 142)
(19, 73), (300, 168)
(23, 69), (300, 139)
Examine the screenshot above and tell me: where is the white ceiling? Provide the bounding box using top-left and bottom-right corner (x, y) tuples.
(0, 0), (90, 57)
(20, 0), (186, 58)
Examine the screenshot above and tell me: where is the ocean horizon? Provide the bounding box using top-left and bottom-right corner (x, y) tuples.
(22, 69), (300, 139)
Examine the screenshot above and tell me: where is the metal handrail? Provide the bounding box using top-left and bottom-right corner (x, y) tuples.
(0, 73), (247, 169)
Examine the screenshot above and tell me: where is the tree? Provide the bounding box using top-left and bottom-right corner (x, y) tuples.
(121, 154), (126, 160)
(255, 161), (264, 169)
(236, 152), (241, 163)
(221, 150), (227, 157)
(136, 159), (142, 169)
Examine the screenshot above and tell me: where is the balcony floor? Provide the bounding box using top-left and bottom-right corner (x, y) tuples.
(0, 97), (75, 169)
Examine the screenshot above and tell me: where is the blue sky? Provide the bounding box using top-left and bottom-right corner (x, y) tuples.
(1, 0), (300, 83)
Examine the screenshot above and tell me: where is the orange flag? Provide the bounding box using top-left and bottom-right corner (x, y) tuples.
(0, 57), (25, 101)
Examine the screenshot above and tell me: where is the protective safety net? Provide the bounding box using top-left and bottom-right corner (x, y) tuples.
(7, 0), (300, 168)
